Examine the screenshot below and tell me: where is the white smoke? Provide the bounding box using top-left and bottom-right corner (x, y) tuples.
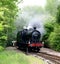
(27, 16), (46, 39)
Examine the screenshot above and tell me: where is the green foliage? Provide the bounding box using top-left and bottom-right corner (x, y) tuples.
(56, 5), (60, 24)
(46, 0), (57, 16)
(43, 21), (54, 47)
(0, 46), (4, 52)
(44, 21), (54, 34)
(44, 0), (60, 51)
(0, 22), (4, 31)
(48, 26), (60, 51)
(0, 0), (19, 47)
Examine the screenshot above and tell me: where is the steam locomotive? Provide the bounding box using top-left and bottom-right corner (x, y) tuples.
(16, 27), (43, 52)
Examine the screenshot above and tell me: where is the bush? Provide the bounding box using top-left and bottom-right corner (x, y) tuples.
(42, 34), (50, 48)
(0, 46), (4, 52)
(42, 21), (54, 47)
(48, 26), (60, 51)
(44, 21), (54, 33)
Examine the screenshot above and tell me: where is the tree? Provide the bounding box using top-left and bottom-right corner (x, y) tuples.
(42, 21), (55, 47)
(56, 5), (60, 24)
(0, 0), (20, 47)
(46, 0), (58, 16)
(48, 25), (60, 51)
(44, 0), (60, 50)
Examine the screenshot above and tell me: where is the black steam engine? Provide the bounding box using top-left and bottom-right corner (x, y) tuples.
(16, 27), (43, 52)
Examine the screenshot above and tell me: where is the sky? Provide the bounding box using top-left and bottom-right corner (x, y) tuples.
(18, 0), (46, 8)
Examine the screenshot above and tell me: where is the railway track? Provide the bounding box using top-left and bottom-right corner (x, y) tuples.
(28, 52), (60, 64)
(16, 48), (60, 64)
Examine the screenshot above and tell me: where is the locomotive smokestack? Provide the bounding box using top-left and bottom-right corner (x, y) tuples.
(34, 27), (36, 30)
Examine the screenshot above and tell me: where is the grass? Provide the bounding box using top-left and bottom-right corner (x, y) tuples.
(0, 50), (46, 64)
